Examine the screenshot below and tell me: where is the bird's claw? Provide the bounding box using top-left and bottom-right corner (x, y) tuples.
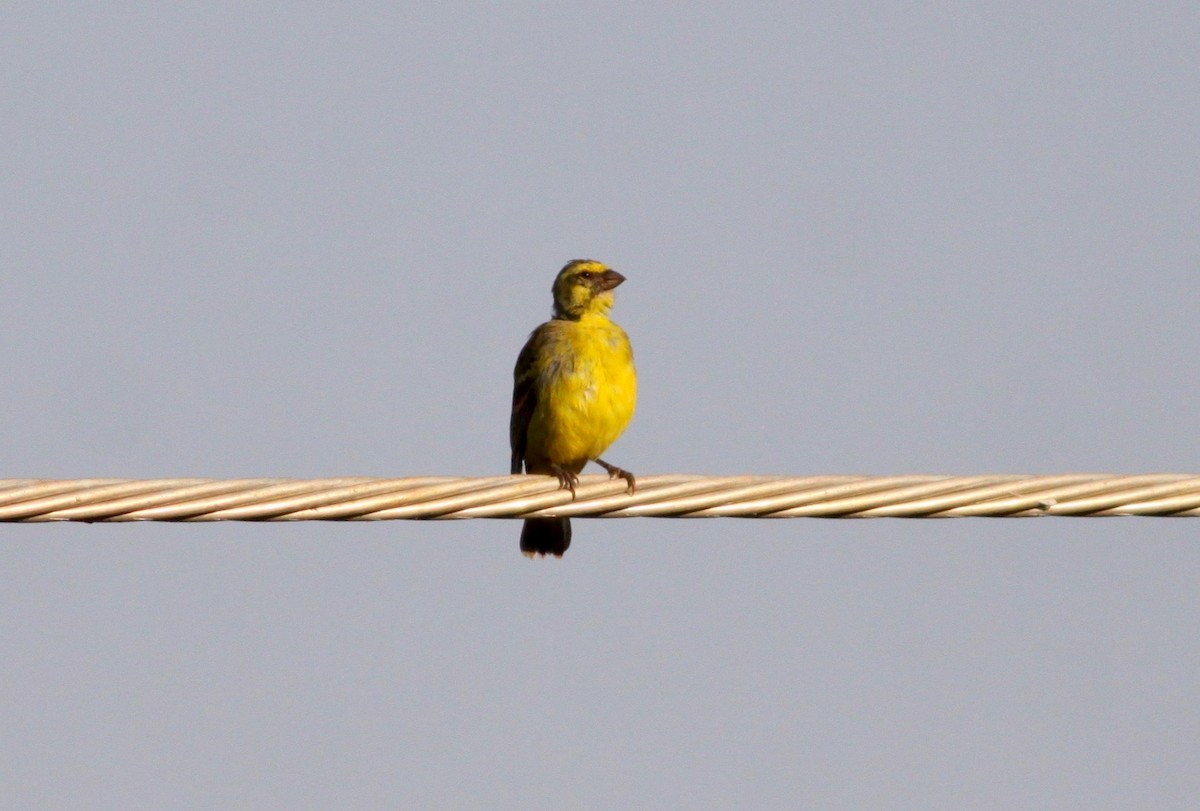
(596, 459), (636, 495)
(551, 465), (580, 498)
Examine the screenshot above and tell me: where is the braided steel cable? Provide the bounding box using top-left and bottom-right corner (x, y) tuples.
(0, 474), (1198, 522)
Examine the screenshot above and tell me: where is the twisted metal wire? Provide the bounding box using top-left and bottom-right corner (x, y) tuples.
(0, 474), (1198, 522)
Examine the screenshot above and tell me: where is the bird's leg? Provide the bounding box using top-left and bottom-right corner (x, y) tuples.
(595, 458), (636, 494)
(549, 464), (580, 498)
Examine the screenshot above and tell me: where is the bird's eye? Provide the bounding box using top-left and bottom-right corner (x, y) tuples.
(578, 271), (594, 281)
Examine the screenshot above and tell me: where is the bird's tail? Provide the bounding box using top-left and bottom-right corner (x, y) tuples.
(520, 517), (571, 557)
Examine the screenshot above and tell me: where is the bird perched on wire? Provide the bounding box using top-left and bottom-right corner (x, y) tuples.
(510, 259), (637, 557)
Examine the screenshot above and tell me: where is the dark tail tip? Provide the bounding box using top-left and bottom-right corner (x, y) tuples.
(520, 517), (571, 557)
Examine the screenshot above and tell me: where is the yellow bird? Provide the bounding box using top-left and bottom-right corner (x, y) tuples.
(510, 259), (637, 557)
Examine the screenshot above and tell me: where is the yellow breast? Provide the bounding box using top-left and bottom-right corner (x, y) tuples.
(527, 313), (636, 469)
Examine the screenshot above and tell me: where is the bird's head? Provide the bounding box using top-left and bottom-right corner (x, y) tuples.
(551, 259), (626, 319)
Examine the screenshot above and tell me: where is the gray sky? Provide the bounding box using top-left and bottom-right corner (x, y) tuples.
(2, 3), (1198, 808)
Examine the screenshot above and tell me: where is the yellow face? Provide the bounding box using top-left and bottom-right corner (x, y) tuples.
(551, 259), (626, 319)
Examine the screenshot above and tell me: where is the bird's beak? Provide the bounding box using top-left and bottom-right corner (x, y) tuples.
(597, 269), (626, 291)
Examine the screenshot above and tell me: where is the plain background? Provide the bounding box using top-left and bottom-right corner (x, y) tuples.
(2, 3), (1198, 808)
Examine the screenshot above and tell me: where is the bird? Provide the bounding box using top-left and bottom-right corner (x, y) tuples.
(510, 259), (637, 557)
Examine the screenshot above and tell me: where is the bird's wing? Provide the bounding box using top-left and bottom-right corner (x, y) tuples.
(510, 328), (543, 474)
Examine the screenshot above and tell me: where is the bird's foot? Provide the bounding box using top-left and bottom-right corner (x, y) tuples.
(596, 458), (636, 494)
(550, 465), (580, 498)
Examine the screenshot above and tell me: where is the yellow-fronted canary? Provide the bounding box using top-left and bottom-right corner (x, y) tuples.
(510, 259), (637, 557)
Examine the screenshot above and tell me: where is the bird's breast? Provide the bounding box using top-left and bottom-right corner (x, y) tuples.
(529, 317), (636, 464)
